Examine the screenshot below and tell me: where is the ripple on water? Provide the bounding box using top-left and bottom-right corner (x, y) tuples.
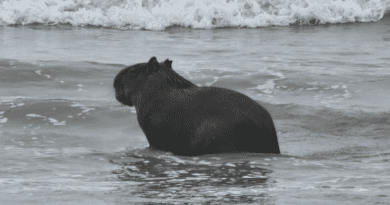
(111, 153), (276, 204)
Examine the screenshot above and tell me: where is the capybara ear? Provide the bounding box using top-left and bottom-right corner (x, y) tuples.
(147, 57), (160, 73)
(164, 59), (173, 69)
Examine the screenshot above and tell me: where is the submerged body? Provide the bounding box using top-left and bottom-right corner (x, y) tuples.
(114, 57), (280, 156)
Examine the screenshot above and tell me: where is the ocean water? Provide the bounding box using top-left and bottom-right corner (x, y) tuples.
(1, 0), (390, 204)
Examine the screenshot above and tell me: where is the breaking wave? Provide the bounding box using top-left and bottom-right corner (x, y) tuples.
(1, 0), (389, 30)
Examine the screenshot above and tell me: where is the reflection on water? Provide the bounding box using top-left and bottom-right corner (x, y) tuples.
(111, 153), (275, 204)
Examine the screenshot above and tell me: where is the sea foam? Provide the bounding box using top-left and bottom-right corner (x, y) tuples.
(0, 0), (389, 30)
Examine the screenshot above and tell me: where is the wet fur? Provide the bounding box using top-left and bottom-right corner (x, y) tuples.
(114, 57), (280, 156)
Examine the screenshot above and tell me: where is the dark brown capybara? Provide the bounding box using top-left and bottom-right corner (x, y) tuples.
(113, 57), (280, 156)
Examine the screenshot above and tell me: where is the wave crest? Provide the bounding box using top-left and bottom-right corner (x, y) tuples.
(1, 0), (389, 30)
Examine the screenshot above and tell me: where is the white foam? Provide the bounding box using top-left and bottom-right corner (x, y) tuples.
(225, 163), (236, 167)
(48, 118), (58, 123)
(343, 92), (352, 98)
(249, 79), (275, 94)
(26, 114), (46, 118)
(249, 68), (286, 94)
(0, 96), (32, 103)
(47, 117), (66, 125)
(130, 107), (136, 113)
(80, 107), (95, 113)
(242, 175), (267, 179)
(191, 173), (206, 176)
(35, 70), (42, 75)
(0, 118), (7, 123)
(177, 170), (189, 174)
(198, 160), (211, 165)
(0, 0), (388, 30)
(53, 121), (66, 125)
(70, 102), (84, 107)
(205, 77), (219, 86)
(353, 187), (369, 192)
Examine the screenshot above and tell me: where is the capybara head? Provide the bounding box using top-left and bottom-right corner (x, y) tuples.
(113, 57), (196, 107)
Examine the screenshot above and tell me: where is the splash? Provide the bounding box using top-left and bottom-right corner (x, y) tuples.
(1, 0), (389, 30)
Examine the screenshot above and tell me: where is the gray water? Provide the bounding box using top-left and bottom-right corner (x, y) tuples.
(0, 16), (390, 204)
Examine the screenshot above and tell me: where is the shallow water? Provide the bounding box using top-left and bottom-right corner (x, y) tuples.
(1, 6), (390, 205)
